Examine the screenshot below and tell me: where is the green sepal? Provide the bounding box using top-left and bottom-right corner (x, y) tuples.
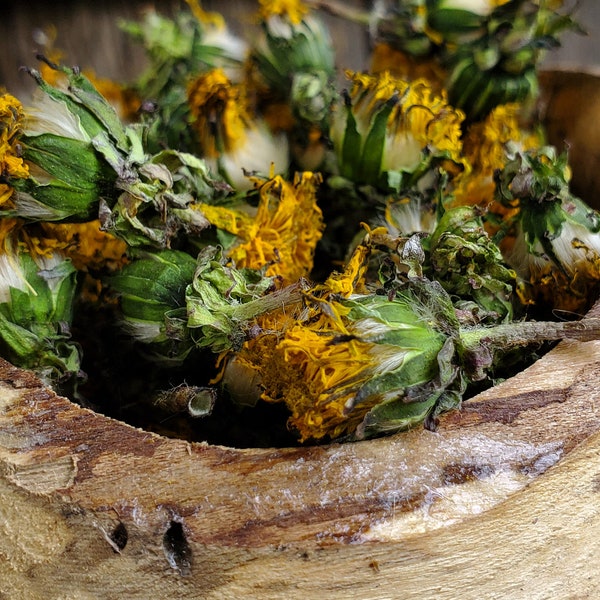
(322, 277), (464, 440)
(340, 92), (362, 180)
(11, 178), (101, 222)
(186, 246), (278, 353)
(26, 66), (105, 141)
(10, 133), (115, 221)
(427, 8), (487, 35)
(359, 96), (397, 185)
(354, 337), (464, 440)
(62, 66), (132, 153)
(8, 253), (77, 321)
(0, 252), (82, 389)
(340, 91), (407, 191)
(0, 311), (82, 393)
(255, 15), (335, 96)
(99, 148), (221, 249)
(21, 134), (106, 189)
(0, 313), (48, 363)
(109, 249), (197, 363)
(110, 249), (197, 318)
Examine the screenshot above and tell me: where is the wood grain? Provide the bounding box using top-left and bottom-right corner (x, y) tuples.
(2, 300), (600, 598)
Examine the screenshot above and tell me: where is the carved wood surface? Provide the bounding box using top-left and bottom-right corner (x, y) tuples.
(2, 299), (600, 598)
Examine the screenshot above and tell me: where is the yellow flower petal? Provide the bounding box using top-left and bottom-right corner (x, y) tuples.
(187, 68), (251, 157)
(201, 172), (324, 285)
(258, 0), (309, 25)
(40, 221), (128, 272)
(451, 103), (543, 234)
(0, 92), (29, 208)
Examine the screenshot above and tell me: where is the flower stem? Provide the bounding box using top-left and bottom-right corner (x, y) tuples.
(304, 0), (371, 25)
(459, 317), (600, 381)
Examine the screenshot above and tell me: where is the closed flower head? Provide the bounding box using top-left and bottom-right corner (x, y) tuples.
(331, 71), (466, 193)
(187, 68), (289, 189)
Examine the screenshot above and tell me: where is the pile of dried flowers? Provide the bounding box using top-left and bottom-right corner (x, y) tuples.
(1, 0), (599, 446)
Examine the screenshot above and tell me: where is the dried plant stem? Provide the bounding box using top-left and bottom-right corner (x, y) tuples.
(304, 0), (370, 25)
(460, 317), (600, 380)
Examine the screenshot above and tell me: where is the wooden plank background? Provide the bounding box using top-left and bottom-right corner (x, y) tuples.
(0, 0), (369, 98)
(1, 0), (599, 98)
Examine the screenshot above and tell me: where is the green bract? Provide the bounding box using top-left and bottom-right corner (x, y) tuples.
(13, 133), (114, 221)
(360, 0), (579, 121)
(14, 62), (226, 249)
(495, 146), (600, 266)
(428, 205), (517, 323)
(338, 279), (464, 440)
(0, 250), (82, 393)
(186, 245), (302, 353)
(108, 249), (197, 364)
(427, 0), (503, 37)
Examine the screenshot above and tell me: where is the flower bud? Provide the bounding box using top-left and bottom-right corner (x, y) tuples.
(109, 249), (197, 364)
(330, 71), (466, 193)
(0, 231), (82, 393)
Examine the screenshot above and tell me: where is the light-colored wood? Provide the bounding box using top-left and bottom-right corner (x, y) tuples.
(2, 299), (600, 599)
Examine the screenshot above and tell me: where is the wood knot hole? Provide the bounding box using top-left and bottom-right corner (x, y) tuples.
(163, 520), (192, 576)
(109, 521), (128, 553)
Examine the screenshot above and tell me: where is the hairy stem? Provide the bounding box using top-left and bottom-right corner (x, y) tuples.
(459, 317), (600, 380)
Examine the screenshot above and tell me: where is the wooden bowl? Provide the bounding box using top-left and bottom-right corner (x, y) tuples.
(3, 73), (600, 599)
(3, 310), (600, 599)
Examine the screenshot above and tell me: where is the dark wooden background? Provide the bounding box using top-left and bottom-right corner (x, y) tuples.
(2, 1), (600, 99)
(0, 0), (371, 98)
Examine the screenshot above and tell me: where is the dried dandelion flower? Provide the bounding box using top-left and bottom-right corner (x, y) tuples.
(198, 170), (324, 284)
(0, 92), (30, 206)
(330, 71), (467, 193)
(495, 146), (600, 314)
(187, 68), (289, 189)
(0, 220), (82, 392)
